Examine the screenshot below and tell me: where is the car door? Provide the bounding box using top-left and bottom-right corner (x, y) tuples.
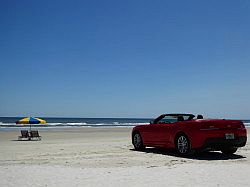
(142, 122), (172, 147)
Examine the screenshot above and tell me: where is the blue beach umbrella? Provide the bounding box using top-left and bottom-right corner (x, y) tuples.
(16, 117), (46, 131)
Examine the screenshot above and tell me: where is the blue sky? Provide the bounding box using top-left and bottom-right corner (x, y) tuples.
(0, 0), (250, 118)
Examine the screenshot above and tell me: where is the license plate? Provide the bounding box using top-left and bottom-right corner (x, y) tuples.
(225, 133), (234, 139)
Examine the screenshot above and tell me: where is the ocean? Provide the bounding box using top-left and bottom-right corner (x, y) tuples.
(0, 117), (249, 130)
(0, 117), (151, 130)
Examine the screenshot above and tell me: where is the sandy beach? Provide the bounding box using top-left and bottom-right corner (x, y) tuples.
(0, 127), (249, 186)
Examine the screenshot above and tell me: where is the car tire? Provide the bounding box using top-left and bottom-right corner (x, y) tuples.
(221, 148), (238, 155)
(132, 132), (145, 151)
(175, 134), (193, 156)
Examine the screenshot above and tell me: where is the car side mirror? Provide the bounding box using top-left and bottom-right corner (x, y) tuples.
(150, 120), (154, 124)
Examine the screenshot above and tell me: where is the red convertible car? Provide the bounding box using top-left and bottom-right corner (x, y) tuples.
(132, 114), (247, 156)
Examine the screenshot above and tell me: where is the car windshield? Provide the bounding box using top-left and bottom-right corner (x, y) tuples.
(155, 114), (194, 124)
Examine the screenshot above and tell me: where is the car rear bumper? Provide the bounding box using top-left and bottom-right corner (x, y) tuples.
(201, 136), (247, 150)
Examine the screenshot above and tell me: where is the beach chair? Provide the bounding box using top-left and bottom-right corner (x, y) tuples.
(30, 130), (42, 141)
(18, 130), (30, 140)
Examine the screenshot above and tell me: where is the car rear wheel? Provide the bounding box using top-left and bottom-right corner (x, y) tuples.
(132, 132), (145, 151)
(175, 134), (193, 156)
(221, 148), (237, 155)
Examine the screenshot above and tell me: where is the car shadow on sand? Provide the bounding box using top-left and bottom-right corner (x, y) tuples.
(130, 148), (246, 160)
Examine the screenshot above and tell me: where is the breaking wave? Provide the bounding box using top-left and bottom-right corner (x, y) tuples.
(0, 122), (148, 128)
(0, 118), (249, 129)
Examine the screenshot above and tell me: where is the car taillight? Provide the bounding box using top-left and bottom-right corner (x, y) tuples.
(239, 123), (245, 129)
(200, 125), (219, 130)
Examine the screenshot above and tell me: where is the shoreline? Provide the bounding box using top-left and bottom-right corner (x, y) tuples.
(1, 125), (249, 130)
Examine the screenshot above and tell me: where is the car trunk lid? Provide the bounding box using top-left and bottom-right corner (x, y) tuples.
(200, 119), (243, 130)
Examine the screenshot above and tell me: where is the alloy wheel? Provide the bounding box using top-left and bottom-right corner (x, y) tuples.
(133, 133), (142, 149)
(177, 135), (189, 154)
